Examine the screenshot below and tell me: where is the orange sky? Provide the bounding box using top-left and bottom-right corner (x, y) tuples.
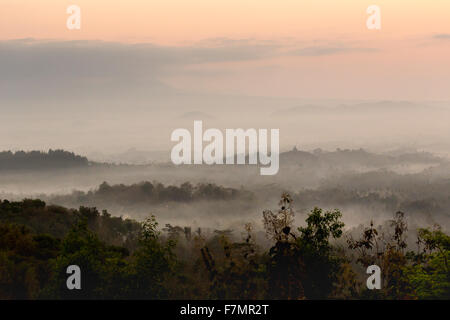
(1, 0), (449, 43)
(1, 0), (449, 100)
(1, 0), (450, 154)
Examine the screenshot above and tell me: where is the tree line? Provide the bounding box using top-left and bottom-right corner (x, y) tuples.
(50, 181), (253, 207)
(0, 196), (448, 299)
(0, 150), (89, 170)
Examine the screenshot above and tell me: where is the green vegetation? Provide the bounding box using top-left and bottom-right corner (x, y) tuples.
(0, 197), (448, 300)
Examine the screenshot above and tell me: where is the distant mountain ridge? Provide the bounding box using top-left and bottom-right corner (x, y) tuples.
(279, 147), (444, 167)
(0, 147), (444, 172)
(273, 100), (440, 117)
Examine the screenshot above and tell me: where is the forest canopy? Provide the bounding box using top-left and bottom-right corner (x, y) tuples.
(0, 196), (448, 300)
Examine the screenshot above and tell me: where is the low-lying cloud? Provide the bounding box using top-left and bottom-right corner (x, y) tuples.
(0, 38), (382, 101)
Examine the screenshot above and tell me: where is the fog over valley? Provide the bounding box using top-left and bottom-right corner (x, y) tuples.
(1, 147), (448, 235)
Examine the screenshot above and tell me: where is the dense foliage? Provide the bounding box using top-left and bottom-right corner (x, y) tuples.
(0, 197), (448, 300)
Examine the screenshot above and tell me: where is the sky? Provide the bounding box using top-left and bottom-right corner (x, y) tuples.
(1, 0), (449, 100)
(2, 0), (450, 43)
(0, 1), (449, 154)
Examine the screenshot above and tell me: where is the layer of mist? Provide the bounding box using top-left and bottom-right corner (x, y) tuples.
(1, 148), (448, 234)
